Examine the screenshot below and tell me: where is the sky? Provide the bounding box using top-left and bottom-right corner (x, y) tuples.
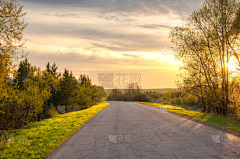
(18, 0), (204, 89)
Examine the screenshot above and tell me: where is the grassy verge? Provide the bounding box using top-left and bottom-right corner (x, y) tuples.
(138, 102), (240, 136)
(0, 102), (110, 159)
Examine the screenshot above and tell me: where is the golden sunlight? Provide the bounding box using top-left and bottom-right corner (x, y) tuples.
(228, 62), (237, 72)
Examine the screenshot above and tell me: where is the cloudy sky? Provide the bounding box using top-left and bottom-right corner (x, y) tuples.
(18, 0), (204, 89)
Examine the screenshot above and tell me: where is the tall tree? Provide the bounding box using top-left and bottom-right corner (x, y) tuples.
(46, 62), (59, 77)
(44, 62), (60, 105)
(0, 0), (27, 101)
(78, 74), (92, 86)
(58, 68), (78, 106)
(16, 58), (30, 87)
(170, 0), (240, 115)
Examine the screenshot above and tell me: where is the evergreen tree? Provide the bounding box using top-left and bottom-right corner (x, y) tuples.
(16, 58), (31, 87)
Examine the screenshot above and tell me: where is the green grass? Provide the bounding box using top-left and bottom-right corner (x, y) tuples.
(138, 102), (240, 136)
(138, 102), (184, 110)
(0, 102), (110, 159)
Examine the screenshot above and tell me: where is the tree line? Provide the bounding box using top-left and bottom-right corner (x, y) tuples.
(110, 0), (240, 120)
(170, 0), (240, 118)
(1, 58), (107, 132)
(108, 83), (166, 102)
(0, 0), (106, 132)
(107, 85), (184, 105)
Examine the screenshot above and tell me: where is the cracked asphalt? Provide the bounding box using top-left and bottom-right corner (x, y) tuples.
(47, 101), (240, 159)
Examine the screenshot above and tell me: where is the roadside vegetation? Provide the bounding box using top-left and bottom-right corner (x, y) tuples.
(1, 58), (107, 132)
(138, 102), (240, 136)
(170, 0), (240, 118)
(107, 84), (165, 102)
(0, 0), (106, 137)
(108, 0), (240, 121)
(2, 0), (240, 157)
(0, 102), (110, 159)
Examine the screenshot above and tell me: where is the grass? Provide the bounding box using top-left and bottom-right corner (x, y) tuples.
(0, 102), (110, 159)
(138, 102), (240, 136)
(138, 102), (184, 110)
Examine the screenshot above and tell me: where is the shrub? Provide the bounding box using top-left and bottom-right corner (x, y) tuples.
(47, 104), (59, 117)
(0, 86), (50, 130)
(175, 97), (183, 105)
(132, 93), (152, 102)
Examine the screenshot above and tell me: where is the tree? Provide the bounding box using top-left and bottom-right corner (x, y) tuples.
(108, 88), (125, 101)
(16, 58), (30, 87)
(165, 90), (172, 100)
(0, 0), (27, 102)
(125, 83), (141, 96)
(46, 62), (59, 77)
(170, 0), (240, 115)
(96, 86), (107, 101)
(58, 68), (78, 106)
(78, 74), (92, 86)
(44, 62), (60, 105)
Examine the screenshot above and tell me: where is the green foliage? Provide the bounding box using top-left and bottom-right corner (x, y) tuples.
(0, 58), (107, 131)
(57, 68), (78, 106)
(107, 87), (155, 102)
(47, 104), (58, 118)
(107, 89), (125, 101)
(182, 92), (198, 107)
(46, 62), (59, 77)
(170, 0), (240, 116)
(78, 74), (92, 86)
(132, 93), (152, 102)
(145, 90), (164, 99)
(165, 91), (172, 100)
(0, 0), (27, 105)
(0, 103), (110, 159)
(0, 84), (50, 130)
(175, 97), (183, 105)
(96, 86), (107, 101)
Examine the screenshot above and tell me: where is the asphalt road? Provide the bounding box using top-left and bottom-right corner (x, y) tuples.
(47, 101), (240, 159)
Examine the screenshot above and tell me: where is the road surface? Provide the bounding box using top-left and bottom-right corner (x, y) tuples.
(47, 101), (240, 159)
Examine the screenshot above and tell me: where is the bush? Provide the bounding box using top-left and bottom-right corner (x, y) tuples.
(0, 85), (50, 130)
(47, 104), (59, 117)
(183, 94), (197, 106)
(132, 93), (152, 102)
(170, 97), (177, 104)
(175, 97), (183, 105)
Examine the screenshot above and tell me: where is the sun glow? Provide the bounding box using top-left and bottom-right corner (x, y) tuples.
(227, 62), (238, 72)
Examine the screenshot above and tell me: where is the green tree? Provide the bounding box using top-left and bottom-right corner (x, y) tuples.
(58, 69), (78, 106)
(44, 62), (60, 105)
(16, 58), (31, 87)
(96, 86), (107, 101)
(0, 0), (27, 103)
(78, 74), (92, 86)
(165, 90), (172, 100)
(46, 62), (59, 77)
(170, 0), (240, 115)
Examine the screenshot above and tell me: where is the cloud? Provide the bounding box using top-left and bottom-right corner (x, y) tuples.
(17, 0), (200, 88)
(139, 24), (173, 29)
(20, 0), (204, 18)
(24, 48), (171, 69)
(122, 53), (143, 58)
(25, 21), (170, 52)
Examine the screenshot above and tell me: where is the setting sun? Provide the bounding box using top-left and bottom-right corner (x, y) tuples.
(2, 0), (240, 159)
(228, 62), (237, 72)
(226, 59), (239, 72)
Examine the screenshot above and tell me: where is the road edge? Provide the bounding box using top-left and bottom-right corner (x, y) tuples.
(45, 103), (111, 159)
(137, 102), (240, 138)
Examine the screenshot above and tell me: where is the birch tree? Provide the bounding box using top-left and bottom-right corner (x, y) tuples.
(170, 0), (240, 115)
